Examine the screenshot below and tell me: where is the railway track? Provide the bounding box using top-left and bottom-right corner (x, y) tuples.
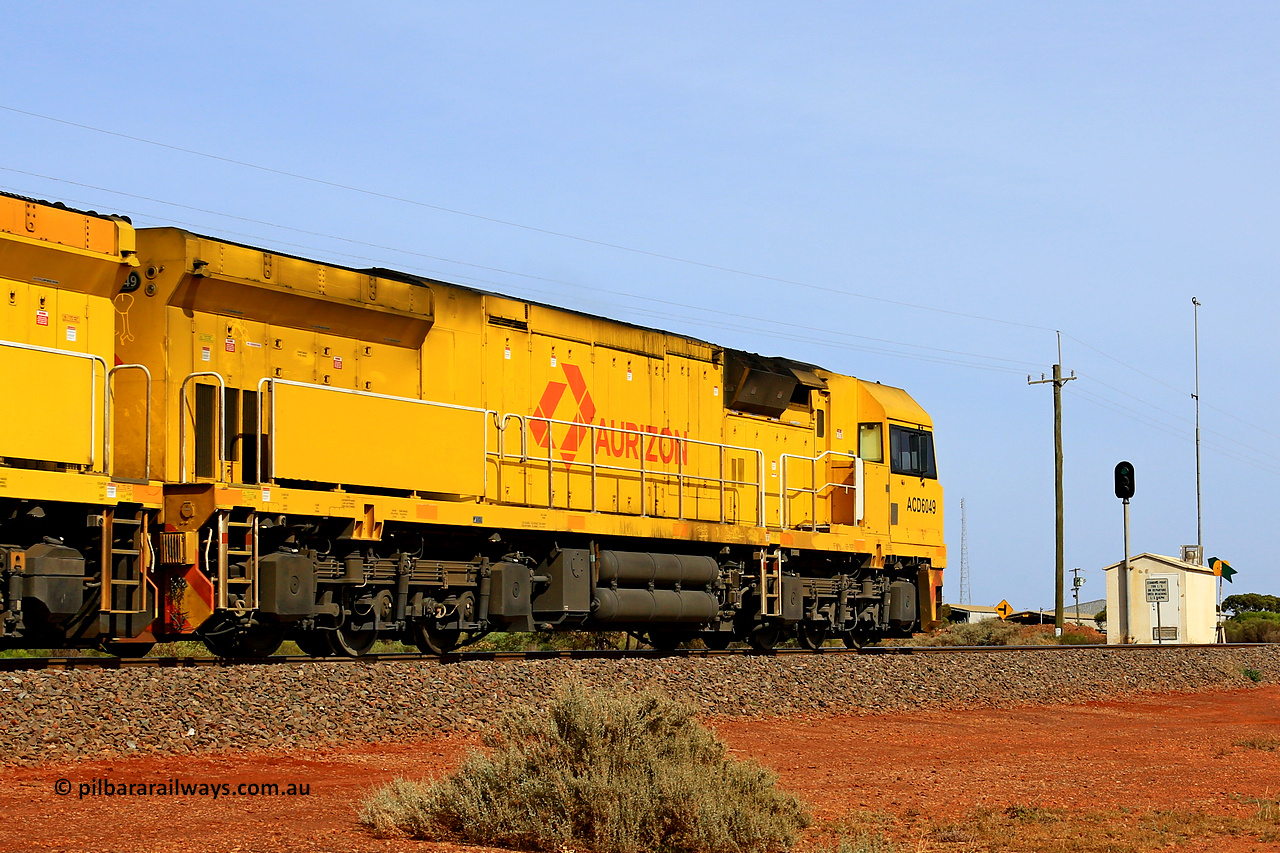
(0, 642), (1264, 672)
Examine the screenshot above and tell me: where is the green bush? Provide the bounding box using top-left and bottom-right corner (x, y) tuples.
(1225, 612), (1280, 644)
(360, 683), (809, 853)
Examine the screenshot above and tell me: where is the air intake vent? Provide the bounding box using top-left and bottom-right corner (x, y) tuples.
(487, 315), (529, 331)
(160, 531), (199, 565)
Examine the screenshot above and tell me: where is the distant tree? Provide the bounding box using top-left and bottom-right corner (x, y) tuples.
(1222, 594), (1280, 616)
(1093, 607), (1106, 630)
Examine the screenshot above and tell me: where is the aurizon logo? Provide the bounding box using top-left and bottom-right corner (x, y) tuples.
(530, 363), (689, 465)
(530, 363), (597, 463)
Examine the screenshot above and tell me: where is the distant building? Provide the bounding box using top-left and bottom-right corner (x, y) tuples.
(1006, 599), (1105, 627)
(946, 604), (1005, 623)
(1102, 553), (1217, 645)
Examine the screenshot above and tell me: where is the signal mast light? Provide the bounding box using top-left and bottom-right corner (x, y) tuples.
(1114, 461), (1135, 500)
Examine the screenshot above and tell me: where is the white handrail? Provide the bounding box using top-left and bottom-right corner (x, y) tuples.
(0, 339), (107, 471)
(510, 415), (767, 525)
(179, 372), (226, 483)
(779, 450), (864, 529)
(254, 378), (496, 491)
(108, 363), (152, 478)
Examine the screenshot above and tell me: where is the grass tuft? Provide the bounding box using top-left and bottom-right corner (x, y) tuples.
(360, 682), (809, 853)
(1235, 736), (1280, 751)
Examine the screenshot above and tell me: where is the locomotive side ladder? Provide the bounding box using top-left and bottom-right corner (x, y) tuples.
(216, 509), (260, 612)
(759, 549), (783, 618)
(97, 507), (156, 638)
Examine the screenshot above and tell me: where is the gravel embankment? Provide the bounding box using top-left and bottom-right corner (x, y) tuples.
(2, 646), (1276, 765)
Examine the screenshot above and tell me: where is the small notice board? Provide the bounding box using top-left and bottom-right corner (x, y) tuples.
(1144, 577), (1170, 603)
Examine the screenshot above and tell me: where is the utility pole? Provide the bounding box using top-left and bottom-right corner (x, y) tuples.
(1070, 566), (1085, 626)
(959, 498), (971, 605)
(1029, 332), (1075, 636)
(1192, 297), (1202, 560)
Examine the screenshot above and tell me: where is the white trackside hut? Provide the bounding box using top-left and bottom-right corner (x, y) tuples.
(1102, 553), (1218, 645)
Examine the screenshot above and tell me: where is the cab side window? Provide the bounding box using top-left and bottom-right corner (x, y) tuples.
(889, 426), (937, 479)
(858, 422), (883, 463)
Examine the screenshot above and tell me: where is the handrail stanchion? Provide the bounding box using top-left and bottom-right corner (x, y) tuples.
(718, 447), (726, 524)
(255, 378), (272, 484)
(677, 434), (684, 520)
(639, 428), (647, 517)
(590, 423), (598, 513)
(107, 363), (152, 478)
(812, 455), (819, 531)
(178, 372), (226, 484)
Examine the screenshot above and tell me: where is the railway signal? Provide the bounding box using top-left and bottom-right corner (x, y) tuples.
(1115, 461), (1135, 643)
(1114, 461), (1135, 500)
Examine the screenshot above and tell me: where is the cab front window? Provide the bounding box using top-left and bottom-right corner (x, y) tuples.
(889, 426), (936, 479)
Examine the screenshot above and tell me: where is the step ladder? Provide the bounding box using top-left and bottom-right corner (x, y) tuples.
(759, 549), (783, 618)
(98, 508), (155, 638)
(216, 509), (259, 613)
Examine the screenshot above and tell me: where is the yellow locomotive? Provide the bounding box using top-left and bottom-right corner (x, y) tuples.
(0, 191), (944, 655)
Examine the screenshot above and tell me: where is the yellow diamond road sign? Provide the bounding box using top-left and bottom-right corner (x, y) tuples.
(995, 599), (1013, 619)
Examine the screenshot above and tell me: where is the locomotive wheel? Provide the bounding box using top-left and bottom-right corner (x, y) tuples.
(702, 631), (733, 650)
(238, 620), (285, 657)
(797, 622), (829, 651)
(293, 631), (335, 658)
(842, 634), (862, 650)
(202, 617), (285, 658)
(330, 622), (378, 657)
(747, 625), (782, 652)
(101, 640), (156, 659)
(409, 620), (460, 656)
(647, 631), (687, 651)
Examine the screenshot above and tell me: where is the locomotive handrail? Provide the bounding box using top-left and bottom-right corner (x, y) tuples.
(254, 378), (496, 493)
(107, 363), (152, 479)
(0, 339), (108, 472)
(511, 415), (767, 525)
(779, 450), (864, 530)
(490, 413), (527, 501)
(178, 372), (226, 484)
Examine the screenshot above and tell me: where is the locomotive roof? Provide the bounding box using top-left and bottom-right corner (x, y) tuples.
(148, 224), (838, 378)
(0, 189), (131, 224)
(4, 192), (921, 397)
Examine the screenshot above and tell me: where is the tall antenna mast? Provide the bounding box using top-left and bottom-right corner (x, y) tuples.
(959, 497), (971, 605)
(1192, 297), (1202, 559)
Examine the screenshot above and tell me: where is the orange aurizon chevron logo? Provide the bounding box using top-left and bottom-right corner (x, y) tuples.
(529, 363), (597, 462)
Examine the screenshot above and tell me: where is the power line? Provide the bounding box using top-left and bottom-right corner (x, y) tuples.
(1074, 373), (1280, 467)
(3, 109), (1277, 455)
(0, 103), (1055, 332)
(0, 168), (1040, 373)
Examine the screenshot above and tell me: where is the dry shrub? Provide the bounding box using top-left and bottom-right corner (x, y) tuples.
(896, 619), (1106, 647)
(909, 619), (1024, 646)
(1235, 736), (1280, 751)
(360, 683), (809, 853)
(1056, 623), (1106, 644)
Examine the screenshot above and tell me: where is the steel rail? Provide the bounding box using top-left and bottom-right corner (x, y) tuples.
(0, 642), (1268, 672)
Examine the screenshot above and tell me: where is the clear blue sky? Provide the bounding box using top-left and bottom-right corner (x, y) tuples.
(4, 2), (1277, 609)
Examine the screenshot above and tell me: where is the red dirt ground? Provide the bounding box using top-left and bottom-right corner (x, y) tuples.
(1, 686), (1278, 852)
